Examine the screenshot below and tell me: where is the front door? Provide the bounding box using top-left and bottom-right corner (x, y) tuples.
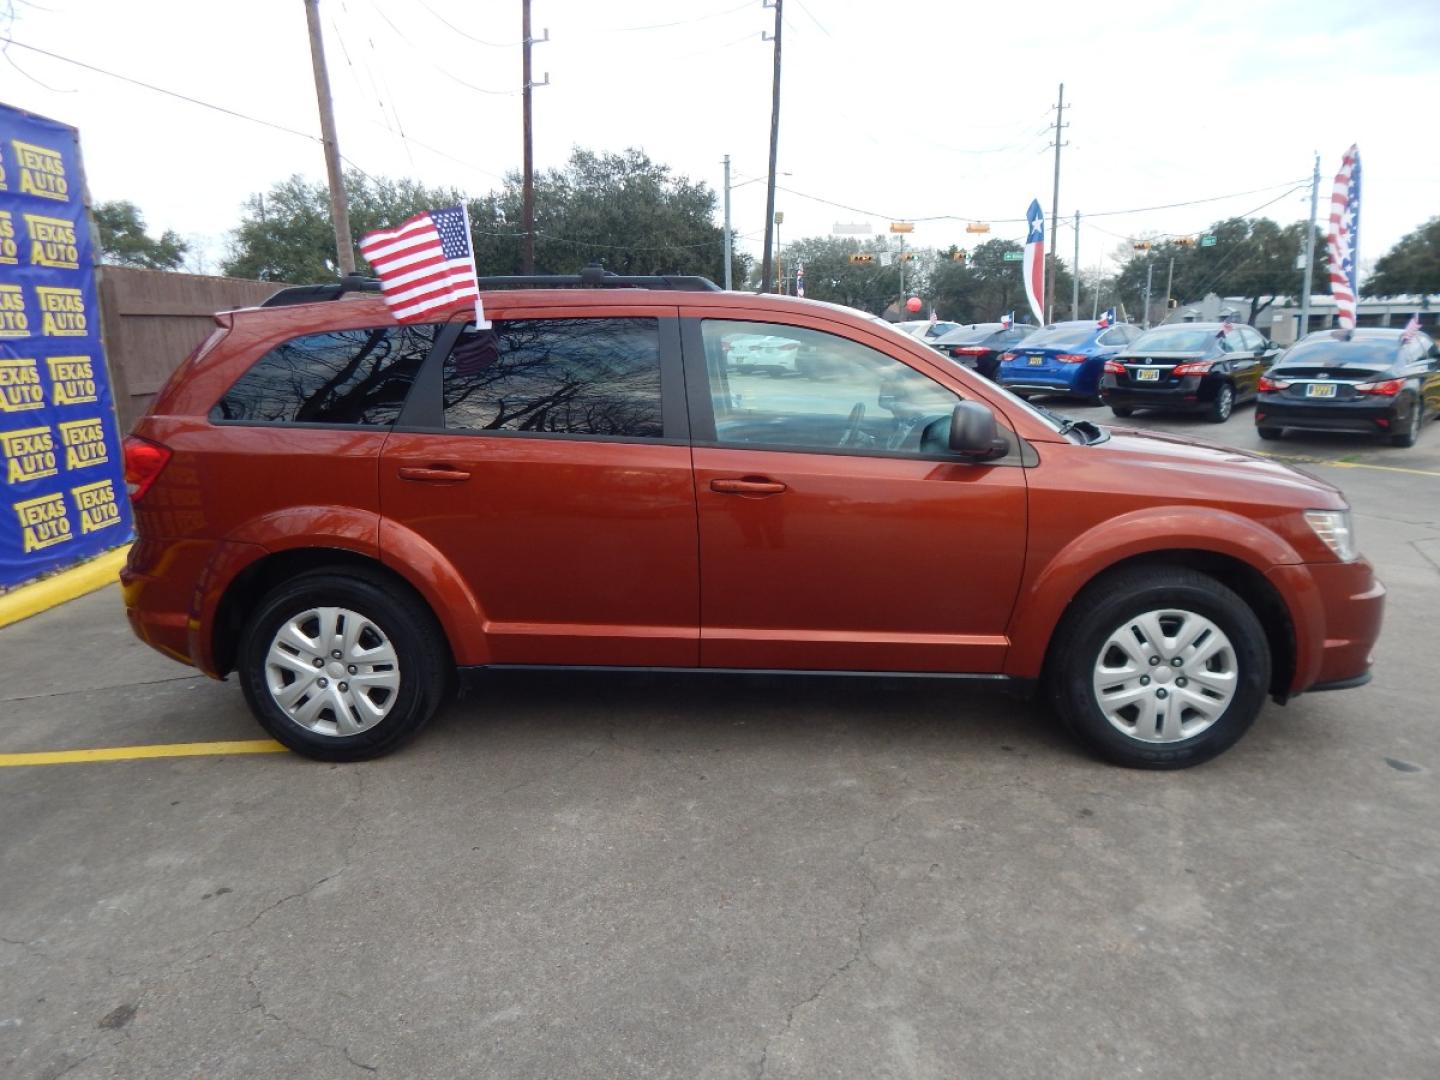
(380, 311), (699, 667)
(683, 314), (1028, 674)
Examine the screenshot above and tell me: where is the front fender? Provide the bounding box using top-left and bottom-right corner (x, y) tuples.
(1003, 506), (1302, 678)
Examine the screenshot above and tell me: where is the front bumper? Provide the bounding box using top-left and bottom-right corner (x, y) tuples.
(1267, 556), (1385, 694)
(1255, 395), (1399, 435)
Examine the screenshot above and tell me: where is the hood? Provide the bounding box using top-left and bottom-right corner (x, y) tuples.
(1094, 425), (1346, 508)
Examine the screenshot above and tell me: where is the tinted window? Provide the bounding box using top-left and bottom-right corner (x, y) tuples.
(212, 325), (435, 425)
(442, 317), (663, 438)
(1238, 327), (1265, 351)
(1131, 328), (1219, 352)
(701, 320), (959, 454)
(1279, 338), (1404, 368)
(1023, 325), (1094, 348)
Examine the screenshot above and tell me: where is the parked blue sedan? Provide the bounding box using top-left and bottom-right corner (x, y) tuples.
(998, 318), (1142, 401)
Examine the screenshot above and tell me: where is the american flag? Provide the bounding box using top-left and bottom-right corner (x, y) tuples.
(795, 260), (805, 298)
(1022, 199), (1045, 326)
(1401, 313), (1421, 343)
(1097, 307), (1115, 329)
(1326, 145), (1361, 330)
(358, 205), (488, 326)
(1219, 319), (1235, 336)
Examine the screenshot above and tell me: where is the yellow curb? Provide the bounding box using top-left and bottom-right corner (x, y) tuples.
(0, 739), (288, 767)
(0, 545), (132, 630)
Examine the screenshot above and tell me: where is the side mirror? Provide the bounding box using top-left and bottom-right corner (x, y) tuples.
(949, 401), (1009, 461)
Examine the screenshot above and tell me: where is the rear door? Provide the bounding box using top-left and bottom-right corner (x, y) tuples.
(1228, 327), (1263, 397)
(682, 311), (1028, 674)
(379, 307), (699, 667)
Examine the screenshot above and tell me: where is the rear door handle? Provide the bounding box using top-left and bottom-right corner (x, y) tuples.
(398, 466), (471, 484)
(710, 478), (787, 495)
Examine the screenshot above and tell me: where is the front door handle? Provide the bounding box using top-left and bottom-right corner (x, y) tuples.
(710, 477), (787, 495)
(398, 466), (471, 484)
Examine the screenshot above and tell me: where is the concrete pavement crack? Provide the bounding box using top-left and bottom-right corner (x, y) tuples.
(247, 960), (378, 1073)
(0, 674), (207, 704)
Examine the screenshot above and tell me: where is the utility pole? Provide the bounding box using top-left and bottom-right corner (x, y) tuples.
(1143, 259), (1154, 329)
(1046, 82), (1068, 324)
(775, 212), (784, 294)
(1164, 256), (1175, 318)
(898, 233), (906, 308)
(1298, 152), (1321, 338)
(304, 0), (355, 275)
(520, 1), (549, 273)
(1071, 210), (1080, 317)
(722, 154), (733, 290)
(760, 0), (783, 293)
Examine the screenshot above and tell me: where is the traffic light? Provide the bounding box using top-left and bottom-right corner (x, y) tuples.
(848, 253), (875, 265)
(1132, 241), (1152, 251)
(952, 249), (968, 264)
(1173, 236), (1197, 247)
(898, 253), (915, 262)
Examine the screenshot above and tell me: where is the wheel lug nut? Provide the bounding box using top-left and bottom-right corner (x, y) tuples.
(1148, 656), (1160, 666)
(317, 677), (328, 688)
(1140, 676), (1150, 686)
(312, 658), (324, 668)
(331, 650), (342, 659)
(338, 682), (348, 692)
(347, 665), (357, 675)
(1171, 657), (1182, 667)
(1176, 677), (1187, 687)
(1156, 688), (1168, 699)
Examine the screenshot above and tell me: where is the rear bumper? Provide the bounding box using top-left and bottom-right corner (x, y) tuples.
(1000, 372), (1086, 394)
(1268, 557), (1385, 694)
(1255, 396), (1399, 434)
(1100, 375), (1218, 411)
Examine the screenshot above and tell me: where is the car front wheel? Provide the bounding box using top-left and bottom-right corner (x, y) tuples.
(1390, 396), (1423, 447)
(1206, 382), (1235, 423)
(238, 571), (449, 761)
(1050, 566), (1270, 768)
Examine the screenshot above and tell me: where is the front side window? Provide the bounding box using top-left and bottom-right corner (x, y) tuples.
(212, 324), (436, 425)
(442, 317), (663, 438)
(702, 320), (959, 455)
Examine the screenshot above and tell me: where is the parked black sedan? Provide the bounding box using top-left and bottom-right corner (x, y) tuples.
(1255, 327), (1440, 447)
(929, 322), (1034, 380)
(1100, 322), (1280, 422)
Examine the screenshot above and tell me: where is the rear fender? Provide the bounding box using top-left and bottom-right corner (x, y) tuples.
(1004, 506), (1302, 678)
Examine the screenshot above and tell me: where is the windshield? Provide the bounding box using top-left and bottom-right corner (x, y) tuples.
(1130, 327), (1217, 352)
(1021, 325), (1095, 348)
(1279, 339), (1402, 368)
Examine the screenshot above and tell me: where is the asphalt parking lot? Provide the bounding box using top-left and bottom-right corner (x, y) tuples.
(3, 405), (1439, 1079)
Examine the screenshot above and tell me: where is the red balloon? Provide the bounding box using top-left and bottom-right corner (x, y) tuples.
(905, 296), (922, 313)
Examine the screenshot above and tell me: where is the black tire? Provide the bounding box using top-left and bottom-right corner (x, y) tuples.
(1256, 426), (1283, 440)
(1206, 382), (1235, 423)
(1048, 566), (1270, 769)
(1110, 406), (1134, 418)
(238, 570), (450, 761)
(1390, 395), (1422, 447)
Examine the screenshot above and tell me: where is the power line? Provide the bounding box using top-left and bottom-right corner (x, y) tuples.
(0, 36), (324, 144)
(408, 0), (521, 46)
(599, 0), (755, 33)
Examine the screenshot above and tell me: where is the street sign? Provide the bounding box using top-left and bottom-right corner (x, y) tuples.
(889, 222), (914, 233)
(1002, 251), (1023, 262)
(1200, 235), (1217, 248)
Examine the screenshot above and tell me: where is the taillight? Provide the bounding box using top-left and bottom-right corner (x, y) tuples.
(1000, 352), (1018, 362)
(1103, 360), (1125, 375)
(1172, 361), (1214, 376)
(1258, 375), (1289, 392)
(951, 346), (987, 356)
(1354, 378), (1404, 396)
(123, 435), (171, 502)
(1056, 353), (1087, 364)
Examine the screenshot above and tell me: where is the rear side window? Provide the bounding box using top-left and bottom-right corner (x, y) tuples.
(211, 325), (436, 425)
(442, 317), (663, 438)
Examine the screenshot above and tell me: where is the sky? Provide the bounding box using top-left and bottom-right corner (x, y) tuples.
(2, 0), (1437, 280)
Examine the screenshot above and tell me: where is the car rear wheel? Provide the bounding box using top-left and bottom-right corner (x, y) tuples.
(1049, 566), (1270, 768)
(1257, 426), (1283, 440)
(1206, 383), (1235, 423)
(238, 571), (449, 761)
(1391, 396), (1423, 447)
(1110, 406), (1134, 418)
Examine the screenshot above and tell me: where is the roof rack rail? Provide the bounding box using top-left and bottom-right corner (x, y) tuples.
(259, 263), (721, 307)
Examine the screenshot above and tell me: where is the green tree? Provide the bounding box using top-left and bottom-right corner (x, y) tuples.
(779, 235), (906, 315)
(1366, 217), (1440, 296)
(93, 201), (188, 270)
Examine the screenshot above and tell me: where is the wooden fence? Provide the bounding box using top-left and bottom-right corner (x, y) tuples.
(97, 267), (280, 433)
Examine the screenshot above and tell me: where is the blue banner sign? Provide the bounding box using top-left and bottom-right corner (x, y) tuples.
(0, 103), (132, 588)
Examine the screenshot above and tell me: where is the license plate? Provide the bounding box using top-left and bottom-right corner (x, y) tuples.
(1136, 368), (1160, 382)
(1027, 355), (1044, 366)
(1306, 383), (1337, 398)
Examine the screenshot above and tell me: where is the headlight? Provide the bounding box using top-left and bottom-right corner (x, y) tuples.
(1304, 509), (1355, 561)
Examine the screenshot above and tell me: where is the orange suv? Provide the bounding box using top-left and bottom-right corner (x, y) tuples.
(120, 272), (1384, 768)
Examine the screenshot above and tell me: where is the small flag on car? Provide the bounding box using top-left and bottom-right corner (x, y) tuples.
(1001, 311), (1014, 330)
(1219, 319), (1235, 336)
(1097, 307), (1115, 329)
(359, 205), (490, 328)
(1401, 314), (1421, 343)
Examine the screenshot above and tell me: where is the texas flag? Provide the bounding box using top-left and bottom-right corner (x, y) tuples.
(1023, 199), (1045, 326)
(1000, 311), (1014, 330)
(1097, 307), (1116, 329)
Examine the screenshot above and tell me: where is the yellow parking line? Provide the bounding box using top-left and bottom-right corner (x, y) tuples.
(0, 739), (287, 768)
(1249, 450), (1440, 478)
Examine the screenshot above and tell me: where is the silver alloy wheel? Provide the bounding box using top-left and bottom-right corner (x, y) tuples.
(1406, 402), (1421, 440)
(1216, 384), (1234, 419)
(264, 606), (400, 737)
(1091, 608), (1238, 743)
